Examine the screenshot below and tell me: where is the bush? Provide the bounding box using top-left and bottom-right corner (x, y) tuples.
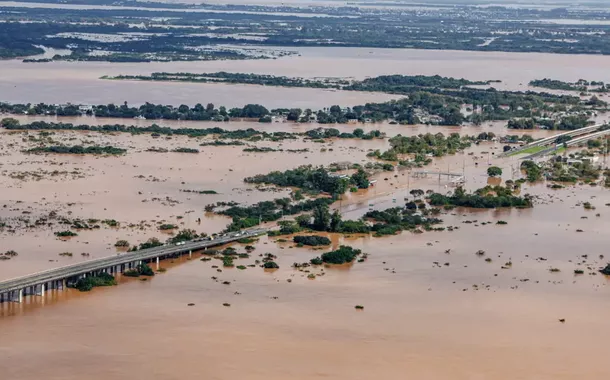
(55, 230), (77, 237)
(72, 273), (116, 292)
(123, 269), (140, 277)
(222, 256), (234, 267)
(310, 257), (323, 265)
(114, 240), (130, 247)
(293, 235), (331, 246)
(138, 238), (163, 250)
(263, 261), (279, 269)
(123, 263), (155, 277)
(321, 245), (362, 264)
(487, 166), (503, 177)
(168, 229), (199, 243)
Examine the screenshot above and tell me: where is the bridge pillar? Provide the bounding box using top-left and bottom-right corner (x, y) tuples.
(17, 289), (23, 303)
(189, 250), (192, 259)
(156, 256), (160, 270)
(40, 283), (45, 297)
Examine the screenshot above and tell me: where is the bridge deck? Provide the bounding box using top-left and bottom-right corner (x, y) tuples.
(0, 228), (266, 295)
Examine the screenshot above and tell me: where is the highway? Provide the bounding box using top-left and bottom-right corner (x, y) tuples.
(522, 129), (610, 160)
(499, 123), (605, 157)
(0, 228), (267, 299)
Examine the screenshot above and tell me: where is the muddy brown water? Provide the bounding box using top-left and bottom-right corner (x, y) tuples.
(1, 125), (609, 380)
(2, 49), (610, 379)
(3, 47), (610, 107)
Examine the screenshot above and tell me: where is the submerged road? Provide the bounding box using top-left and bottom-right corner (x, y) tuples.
(0, 228), (267, 302)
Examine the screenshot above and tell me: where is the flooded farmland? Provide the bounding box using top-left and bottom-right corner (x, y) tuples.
(2, 47), (610, 380)
(3, 47), (610, 107)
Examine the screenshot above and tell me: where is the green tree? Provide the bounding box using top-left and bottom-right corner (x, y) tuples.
(330, 210), (342, 232)
(312, 204), (331, 231)
(0, 117), (19, 128)
(351, 168), (370, 189)
(410, 189), (424, 198)
(287, 108), (302, 121)
(487, 166), (503, 177)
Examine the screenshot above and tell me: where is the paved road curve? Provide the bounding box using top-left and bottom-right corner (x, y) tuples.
(0, 228), (267, 297)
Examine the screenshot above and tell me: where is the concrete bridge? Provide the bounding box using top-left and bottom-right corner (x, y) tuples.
(0, 228), (267, 303)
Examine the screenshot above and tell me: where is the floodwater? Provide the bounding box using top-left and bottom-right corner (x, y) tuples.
(0, 1), (353, 17)
(3, 47), (610, 108)
(2, 141), (610, 379)
(2, 47), (610, 379)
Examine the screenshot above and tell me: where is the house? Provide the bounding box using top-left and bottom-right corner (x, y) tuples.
(566, 159), (583, 166)
(581, 155), (599, 164)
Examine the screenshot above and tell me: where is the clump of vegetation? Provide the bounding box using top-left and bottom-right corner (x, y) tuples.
(549, 268), (561, 273)
(59, 252), (73, 257)
(600, 264), (610, 275)
(263, 261), (279, 269)
(102, 219), (120, 227)
(428, 186), (532, 209)
(168, 229), (199, 244)
(319, 245), (363, 264)
(355, 305), (364, 310)
(72, 273), (116, 292)
(369, 133), (472, 166)
(159, 224), (178, 230)
(124, 263), (155, 277)
(364, 207), (442, 235)
(181, 189), (218, 194)
(574, 269), (584, 275)
(222, 256), (234, 267)
(55, 230), (78, 237)
(293, 235), (331, 246)
(26, 145), (126, 155)
(136, 238), (163, 250)
(520, 160), (542, 182)
(4, 250), (18, 257)
(310, 257), (324, 265)
(218, 197), (335, 231)
(245, 165), (371, 196)
(172, 147), (199, 153)
(114, 240), (130, 247)
(487, 166), (503, 177)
